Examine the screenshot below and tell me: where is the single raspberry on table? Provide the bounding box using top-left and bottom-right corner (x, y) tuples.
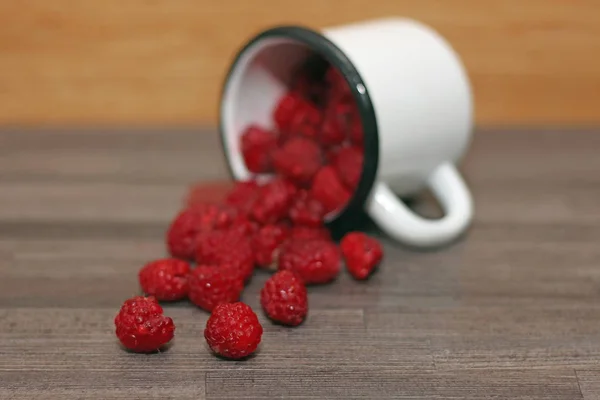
(138, 258), (191, 301)
(252, 223), (290, 269)
(224, 180), (261, 216)
(331, 145), (364, 191)
(288, 225), (332, 242)
(166, 203), (238, 260)
(260, 270), (308, 326)
(340, 232), (383, 280)
(310, 166), (352, 214)
(188, 265), (245, 312)
(250, 178), (297, 225)
(240, 125), (278, 173)
(272, 137), (323, 185)
(195, 229), (255, 282)
(114, 296), (175, 353)
(288, 190), (326, 227)
(278, 239), (341, 285)
(204, 302), (263, 360)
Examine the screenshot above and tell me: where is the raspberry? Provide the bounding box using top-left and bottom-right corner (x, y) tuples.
(325, 98), (363, 147)
(331, 145), (364, 190)
(166, 203), (238, 260)
(138, 258), (191, 301)
(114, 296), (175, 353)
(349, 115), (364, 146)
(326, 67), (352, 100)
(195, 229), (255, 282)
(260, 270), (308, 326)
(228, 214), (260, 237)
(272, 137), (322, 185)
(278, 239), (341, 285)
(287, 100), (322, 139)
(188, 265), (245, 312)
(250, 178), (297, 225)
(340, 232), (383, 280)
(240, 125), (277, 173)
(310, 166), (352, 214)
(288, 226), (332, 242)
(225, 180), (261, 216)
(204, 302), (263, 360)
(288, 190), (326, 227)
(320, 111), (347, 147)
(251, 223), (290, 269)
(273, 92), (304, 134)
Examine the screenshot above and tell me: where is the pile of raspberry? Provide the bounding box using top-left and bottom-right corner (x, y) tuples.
(114, 62), (384, 360)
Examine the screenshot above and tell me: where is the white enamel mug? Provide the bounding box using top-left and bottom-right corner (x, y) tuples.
(219, 17), (474, 248)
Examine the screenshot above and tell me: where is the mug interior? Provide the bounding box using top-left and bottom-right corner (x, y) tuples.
(219, 26), (379, 231)
(220, 38), (313, 182)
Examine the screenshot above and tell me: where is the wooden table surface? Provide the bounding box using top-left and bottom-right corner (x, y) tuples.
(1, 127), (599, 399)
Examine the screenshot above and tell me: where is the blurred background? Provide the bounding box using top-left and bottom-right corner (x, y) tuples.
(0, 0), (597, 128)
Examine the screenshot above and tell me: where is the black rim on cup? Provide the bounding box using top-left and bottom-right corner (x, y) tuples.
(218, 25), (379, 235)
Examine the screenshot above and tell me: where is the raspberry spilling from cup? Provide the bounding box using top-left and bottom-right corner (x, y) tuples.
(114, 62), (383, 359)
(243, 66), (364, 210)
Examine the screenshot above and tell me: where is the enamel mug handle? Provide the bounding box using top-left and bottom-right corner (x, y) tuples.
(366, 163), (473, 248)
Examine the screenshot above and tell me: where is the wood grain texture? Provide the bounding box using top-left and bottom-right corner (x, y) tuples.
(1, 127), (600, 399)
(0, 1), (599, 126)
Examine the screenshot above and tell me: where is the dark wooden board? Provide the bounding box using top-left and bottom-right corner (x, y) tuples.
(1, 127), (599, 399)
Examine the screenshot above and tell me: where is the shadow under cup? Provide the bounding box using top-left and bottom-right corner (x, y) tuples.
(218, 26), (380, 235)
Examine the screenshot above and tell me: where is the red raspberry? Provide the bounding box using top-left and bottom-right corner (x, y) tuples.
(278, 239), (341, 285)
(228, 214), (260, 237)
(166, 203), (238, 260)
(310, 166), (352, 214)
(320, 111), (347, 147)
(349, 115), (364, 146)
(272, 137), (322, 185)
(195, 229), (255, 282)
(138, 258), (191, 301)
(288, 190), (326, 227)
(325, 98), (363, 146)
(287, 100), (322, 139)
(251, 223), (290, 269)
(340, 102), (364, 146)
(288, 226), (331, 242)
(250, 178), (297, 225)
(204, 302), (263, 360)
(340, 232), (383, 280)
(326, 67), (352, 100)
(273, 92), (304, 134)
(240, 125), (277, 173)
(260, 270), (308, 326)
(331, 145), (364, 190)
(225, 180), (261, 216)
(114, 296), (175, 353)
(188, 265), (245, 312)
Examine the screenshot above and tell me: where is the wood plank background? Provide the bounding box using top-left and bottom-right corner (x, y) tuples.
(1, 0), (599, 126)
